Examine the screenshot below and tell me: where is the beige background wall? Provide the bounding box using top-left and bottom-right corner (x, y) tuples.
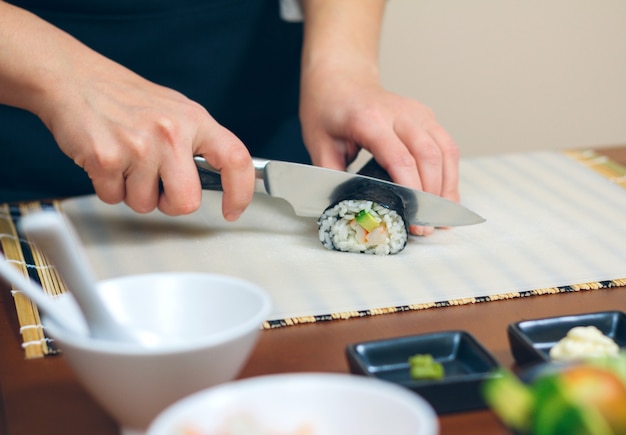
(379, 0), (626, 157)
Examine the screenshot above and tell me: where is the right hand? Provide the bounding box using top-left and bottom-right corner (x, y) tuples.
(39, 58), (255, 220)
(0, 3), (255, 218)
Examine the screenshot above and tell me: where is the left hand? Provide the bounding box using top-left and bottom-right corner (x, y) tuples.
(299, 73), (460, 235)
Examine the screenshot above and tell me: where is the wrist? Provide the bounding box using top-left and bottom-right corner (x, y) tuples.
(300, 0), (384, 89)
(0, 5), (75, 119)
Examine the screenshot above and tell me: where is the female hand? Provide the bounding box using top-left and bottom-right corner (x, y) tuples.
(300, 73), (460, 235)
(300, 0), (460, 235)
(0, 2), (255, 219)
(43, 63), (255, 220)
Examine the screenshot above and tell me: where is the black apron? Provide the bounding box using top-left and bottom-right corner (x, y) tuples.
(1, 0), (306, 202)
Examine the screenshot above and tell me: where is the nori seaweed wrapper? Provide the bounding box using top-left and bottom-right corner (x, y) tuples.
(317, 158), (410, 254)
(357, 157), (394, 182)
(326, 158), (410, 231)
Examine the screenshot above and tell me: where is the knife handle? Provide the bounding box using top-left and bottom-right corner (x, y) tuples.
(193, 157), (271, 194)
(194, 157), (224, 191)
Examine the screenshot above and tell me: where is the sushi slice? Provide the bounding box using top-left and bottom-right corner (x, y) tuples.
(317, 159), (409, 255)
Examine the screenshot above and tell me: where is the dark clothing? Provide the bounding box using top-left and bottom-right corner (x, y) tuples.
(1, 0), (307, 202)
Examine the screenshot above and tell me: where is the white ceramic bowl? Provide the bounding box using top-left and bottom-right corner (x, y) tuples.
(43, 272), (271, 435)
(147, 373), (439, 435)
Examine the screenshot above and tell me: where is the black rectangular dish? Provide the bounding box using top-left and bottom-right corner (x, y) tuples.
(507, 310), (626, 367)
(346, 330), (500, 414)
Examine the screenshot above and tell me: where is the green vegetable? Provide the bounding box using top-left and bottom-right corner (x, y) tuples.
(355, 210), (381, 232)
(482, 369), (534, 433)
(408, 354), (445, 380)
(530, 374), (609, 435)
(482, 353), (626, 435)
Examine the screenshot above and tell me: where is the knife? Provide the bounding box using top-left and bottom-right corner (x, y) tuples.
(193, 156), (485, 227)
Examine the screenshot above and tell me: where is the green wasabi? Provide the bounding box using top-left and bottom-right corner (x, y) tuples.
(408, 354), (445, 380)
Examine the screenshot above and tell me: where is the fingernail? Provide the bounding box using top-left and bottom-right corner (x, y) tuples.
(422, 226), (435, 236)
(224, 208), (245, 222)
(409, 225), (424, 236)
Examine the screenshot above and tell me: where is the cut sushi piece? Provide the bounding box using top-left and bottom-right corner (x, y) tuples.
(317, 160), (409, 255)
(318, 199), (408, 255)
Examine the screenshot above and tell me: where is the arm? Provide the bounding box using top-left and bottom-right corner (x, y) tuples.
(300, 0), (460, 235)
(0, 1), (254, 219)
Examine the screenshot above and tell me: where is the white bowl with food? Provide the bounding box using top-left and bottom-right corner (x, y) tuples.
(146, 372), (439, 435)
(43, 272), (271, 435)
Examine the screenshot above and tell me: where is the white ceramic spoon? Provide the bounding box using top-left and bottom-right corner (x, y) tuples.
(0, 252), (82, 331)
(19, 210), (162, 347)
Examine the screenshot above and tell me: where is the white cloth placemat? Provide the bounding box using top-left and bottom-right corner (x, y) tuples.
(60, 151), (626, 325)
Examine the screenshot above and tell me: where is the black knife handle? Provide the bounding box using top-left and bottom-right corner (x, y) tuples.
(194, 156), (270, 194)
(196, 165), (224, 191)
(158, 160), (224, 193)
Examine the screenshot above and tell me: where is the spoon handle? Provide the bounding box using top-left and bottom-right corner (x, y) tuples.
(19, 211), (130, 341)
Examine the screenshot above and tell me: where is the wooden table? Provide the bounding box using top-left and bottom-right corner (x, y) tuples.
(1, 146), (625, 435)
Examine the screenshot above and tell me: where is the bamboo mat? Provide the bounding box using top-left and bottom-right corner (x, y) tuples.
(2, 149), (626, 358)
(0, 201), (64, 358)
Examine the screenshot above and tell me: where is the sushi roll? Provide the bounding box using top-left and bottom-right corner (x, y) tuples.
(317, 159), (409, 255)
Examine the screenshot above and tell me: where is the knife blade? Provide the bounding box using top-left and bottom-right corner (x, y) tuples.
(194, 157), (485, 227)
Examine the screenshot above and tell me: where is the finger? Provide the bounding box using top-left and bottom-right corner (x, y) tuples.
(353, 118), (423, 188)
(79, 147), (127, 205)
(429, 125), (461, 203)
(413, 128), (459, 234)
(394, 118), (444, 197)
(407, 130), (447, 236)
(157, 150), (203, 216)
(122, 159), (161, 213)
(197, 126), (254, 221)
(418, 127), (459, 234)
(90, 172), (126, 205)
(378, 149), (433, 237)
(395, 120), (460, 235)
(355, 127), (432, 236)
(308, 135), (354, 172)
(216, 148), (254, 222)
(395, 125), (439, 237)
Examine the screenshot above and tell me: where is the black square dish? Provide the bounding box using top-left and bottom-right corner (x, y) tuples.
(346, 331), (500, 414)
(507, 310), (626, 367)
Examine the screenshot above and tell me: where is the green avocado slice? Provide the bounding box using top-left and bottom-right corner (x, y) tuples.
(355, 210), (381, 232)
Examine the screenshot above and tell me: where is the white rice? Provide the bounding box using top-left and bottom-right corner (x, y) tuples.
(317, 199), (408, 255)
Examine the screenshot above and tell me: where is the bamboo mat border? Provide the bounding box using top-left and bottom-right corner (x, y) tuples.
(266, 148), (626, 328)
(1, 149), (626, 358)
